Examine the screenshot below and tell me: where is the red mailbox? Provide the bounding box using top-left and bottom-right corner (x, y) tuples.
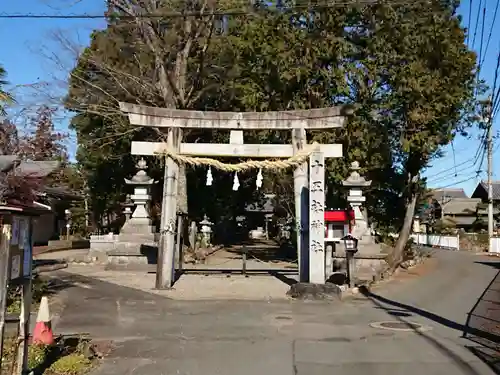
(324, 209), (354, 242)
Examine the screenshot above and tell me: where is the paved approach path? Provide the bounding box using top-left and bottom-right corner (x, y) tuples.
(51, 250), (499, 375)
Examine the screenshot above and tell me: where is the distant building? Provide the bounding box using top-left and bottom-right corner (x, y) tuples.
(432, 188), (468, 202)
(471, 181), (500, 229)
(32, 186), (82, 245)
(0, 156), (81, 245)
(471, 181), (500, 203)
(417, 188), (489, 232)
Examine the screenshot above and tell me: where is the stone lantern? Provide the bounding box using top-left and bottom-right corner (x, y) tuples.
(199, 215), (213, 247)
(100, 159), (158, 267)
(119, 158), (156, 242)
(123, 194), (134, 221)
(342, 161), (379, 254)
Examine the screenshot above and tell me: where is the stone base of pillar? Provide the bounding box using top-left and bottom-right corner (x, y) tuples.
(287, 282), (342, 301)
(106, 243), (158, 269)
(332, 253), (387, 283)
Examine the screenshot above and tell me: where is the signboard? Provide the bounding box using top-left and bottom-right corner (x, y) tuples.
(10, 254), (21, 279)
(11, 216), (19, 246)
(21, 218), (32, 277)
(7, 215), (32, 282)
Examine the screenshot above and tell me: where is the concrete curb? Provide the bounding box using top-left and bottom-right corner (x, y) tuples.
(475, 252), (500, 257)
(33, 263), (69, 274)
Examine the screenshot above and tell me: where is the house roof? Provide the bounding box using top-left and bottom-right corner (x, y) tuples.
(0, 199), (53, 216)
(0, 156), (59, 178)
(441, 198), (481, 215)
(476, 203), (500, 215)
(442, 216), (477, 226)
(431, 188), (468, 202)
(473, 181), (500, 200)
(0, 156), (61, 203)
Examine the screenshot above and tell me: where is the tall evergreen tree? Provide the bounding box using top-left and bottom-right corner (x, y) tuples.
(67, 1), (477, 260)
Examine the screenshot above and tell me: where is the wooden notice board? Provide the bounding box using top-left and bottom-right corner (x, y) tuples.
(3, 215), (33, 283)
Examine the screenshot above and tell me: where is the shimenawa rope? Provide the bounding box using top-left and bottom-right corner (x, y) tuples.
(154, 142), (322, 172)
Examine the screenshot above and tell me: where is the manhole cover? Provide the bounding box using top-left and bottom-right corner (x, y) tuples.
(370, 321), (432, 332)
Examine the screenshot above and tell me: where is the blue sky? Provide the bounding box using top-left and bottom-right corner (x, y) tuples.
(0, 0), (498, 196)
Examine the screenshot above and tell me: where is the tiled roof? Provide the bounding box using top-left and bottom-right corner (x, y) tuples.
(441, 198), (481, 215)
(432, 188), (468, 202)
(478, 181), (500, 200)
(442, 216), (476, 226)
(0, 156), (61, 201)
(0, 156), (59, 177)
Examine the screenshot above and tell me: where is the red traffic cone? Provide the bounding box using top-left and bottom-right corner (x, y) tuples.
(32, 296), (55, 345)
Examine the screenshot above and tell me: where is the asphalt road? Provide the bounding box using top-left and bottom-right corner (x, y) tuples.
(50, 250), (500, 375)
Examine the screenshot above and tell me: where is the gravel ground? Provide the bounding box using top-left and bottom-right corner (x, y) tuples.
(63, 264), (294, 300)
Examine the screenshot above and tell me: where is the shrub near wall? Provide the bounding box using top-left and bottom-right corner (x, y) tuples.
(459, 232), (489, 252)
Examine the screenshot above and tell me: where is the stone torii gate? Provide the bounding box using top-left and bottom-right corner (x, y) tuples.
(119, 102), (349, 288)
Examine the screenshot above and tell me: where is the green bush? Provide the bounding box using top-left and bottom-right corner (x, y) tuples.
(48, 353), (93, 375)
(28, 344), (49, 370)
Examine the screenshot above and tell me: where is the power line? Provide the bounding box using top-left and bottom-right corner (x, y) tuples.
(425, 155), (478, 180)
(471, 0), (483, 50)
(0, 0), (440, 19)
(478, 6), (486, 67)
(426, 162), (480, 184)
(430, 174), (482, 190)
(466, 0), (473, 47)
(479, 0), (500, 68)
(425, 127), (487, 186)
(491, 46), (500, 119)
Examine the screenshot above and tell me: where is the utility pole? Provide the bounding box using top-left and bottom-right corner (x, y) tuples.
(487, 98), (494, 250)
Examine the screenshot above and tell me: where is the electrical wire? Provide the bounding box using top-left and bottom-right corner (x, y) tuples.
(0, 0), (442, 19)
(425, 155), (479, 180)
(467, 0), (473, 47)
(426, 162), (480, 184)
(429, 174), (482, 190)
(471, 0), (483, 50)
(451, 141), (457, 177)
(425, 126), (488, 188)
(491, 46), (500, 119)
(479, 0), (500, 68)
(478, 6), (486, 68)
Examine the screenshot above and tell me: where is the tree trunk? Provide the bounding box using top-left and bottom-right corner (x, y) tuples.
(389, 192), (418, 269)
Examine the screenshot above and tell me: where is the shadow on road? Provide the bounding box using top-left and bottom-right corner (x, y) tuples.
(360, 286), (483, 374)
(360, 260), (500, 374)
(359, 286), (500, 343)
(464, 267), (500, 348)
